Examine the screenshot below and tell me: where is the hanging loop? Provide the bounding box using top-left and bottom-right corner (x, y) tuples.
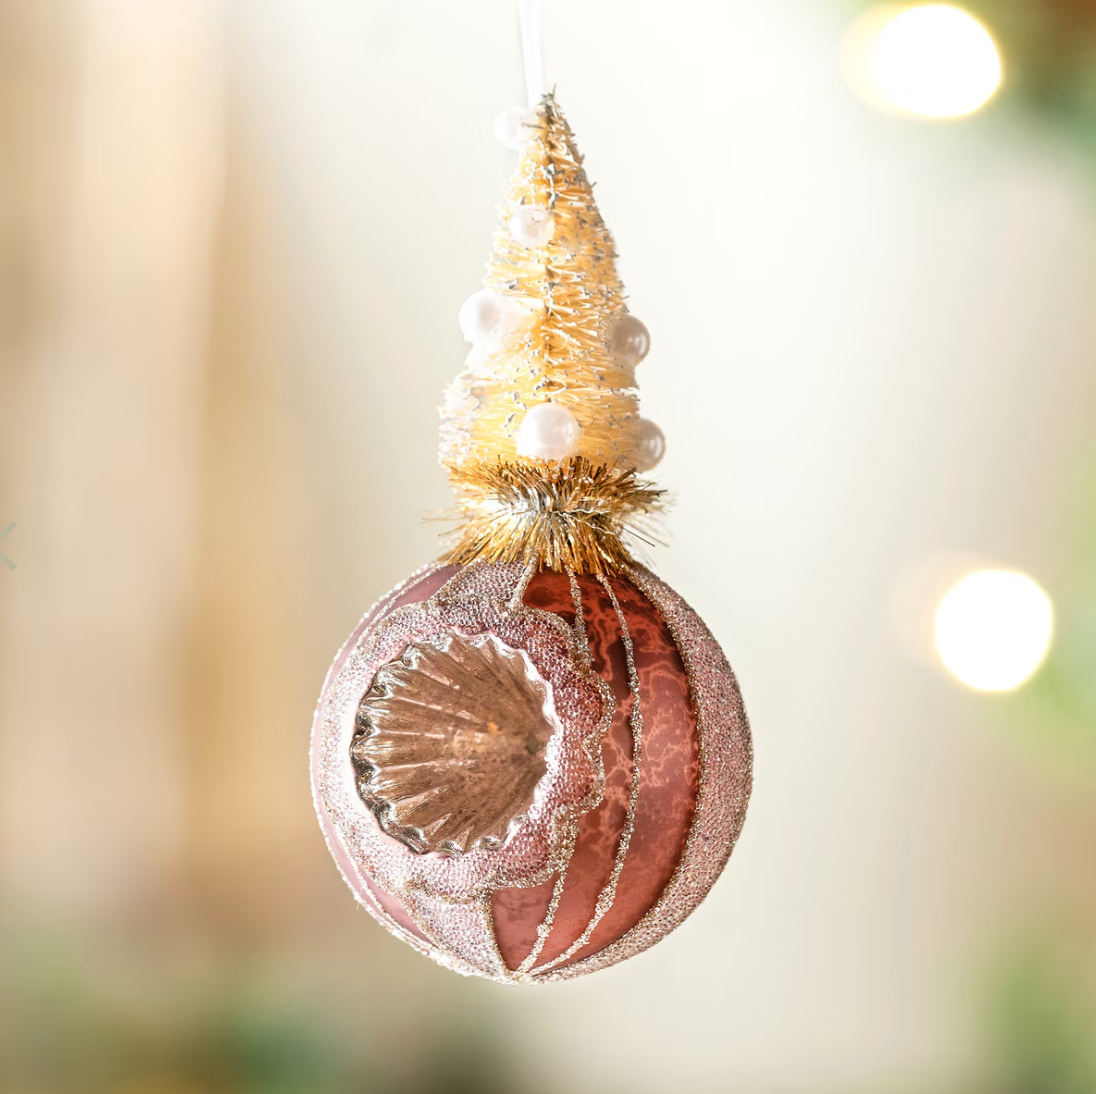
(519, 0), (546, 108)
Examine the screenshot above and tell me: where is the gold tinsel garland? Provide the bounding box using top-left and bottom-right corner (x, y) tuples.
(442, 457), (664, 575)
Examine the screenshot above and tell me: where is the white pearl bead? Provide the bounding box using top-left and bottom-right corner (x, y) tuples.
(516, 403), (582, 461)
(509, 205), (554, 248)
(632, 418), (666, 472)
(458, 289), (528, 345)
(611, 314), (651, 365)
(494, 106), (534, 151)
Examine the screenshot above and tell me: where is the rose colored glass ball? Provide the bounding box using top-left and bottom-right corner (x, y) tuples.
(311, 562), (751, 982)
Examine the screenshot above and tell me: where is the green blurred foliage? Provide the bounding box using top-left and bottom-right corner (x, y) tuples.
(982, 935), (1096, 1094)
(1010, 458), (1096, 780)
(4, 917), (1096, 1094)
(0, 920), (521, 1094)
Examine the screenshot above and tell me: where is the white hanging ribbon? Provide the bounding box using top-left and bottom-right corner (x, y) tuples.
(519, 0), (547, 108)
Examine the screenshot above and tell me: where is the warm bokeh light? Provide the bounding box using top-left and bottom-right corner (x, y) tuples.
(935, 570), (1053, 692)
(847, 3), (1003, 118)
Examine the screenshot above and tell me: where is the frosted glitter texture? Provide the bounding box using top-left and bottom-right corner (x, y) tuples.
(311, 561), (752, 982)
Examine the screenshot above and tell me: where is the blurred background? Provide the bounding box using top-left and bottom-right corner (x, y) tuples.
(2, 0), (1096, 1091)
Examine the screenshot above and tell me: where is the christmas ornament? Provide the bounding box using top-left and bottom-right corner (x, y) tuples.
(311, 93), (752, 982)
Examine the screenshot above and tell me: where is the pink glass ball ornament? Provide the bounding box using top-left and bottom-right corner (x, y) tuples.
(311, 562), (753, 983)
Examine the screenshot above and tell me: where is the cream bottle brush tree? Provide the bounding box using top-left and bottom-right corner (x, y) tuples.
(441, 94), (665, 575)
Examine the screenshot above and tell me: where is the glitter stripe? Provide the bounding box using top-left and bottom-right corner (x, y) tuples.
(398, 885), (510, 980)
(537, 564), (751, 981)
(568, 567), (593, 670)
(508, 559), (538, 608)
(531, 573), (644, 974)
(514, 567), (590, 975)
(514, 869), (567, 977)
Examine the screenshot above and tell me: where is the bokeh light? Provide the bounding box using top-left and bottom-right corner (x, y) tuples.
(846, 3), (1003, 118)
(935, 570), (1053, 692)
